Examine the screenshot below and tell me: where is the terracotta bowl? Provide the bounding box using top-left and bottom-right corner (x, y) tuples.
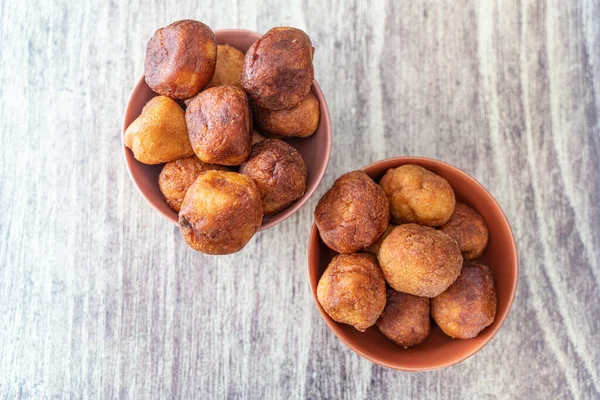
(122, 29), (332, 230)
(307, 157), (518, 371)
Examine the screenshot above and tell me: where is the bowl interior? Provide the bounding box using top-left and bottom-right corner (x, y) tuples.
(122, 29), (332, 230)
(308, 157), (518, 371)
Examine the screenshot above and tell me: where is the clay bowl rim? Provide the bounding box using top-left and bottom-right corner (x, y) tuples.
(121, 28), (332, 231)
(307, 156), (519, 371)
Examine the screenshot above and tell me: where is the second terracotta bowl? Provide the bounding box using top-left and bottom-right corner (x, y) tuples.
(122, 29), (332, 230)
(307, 157), (518, 371)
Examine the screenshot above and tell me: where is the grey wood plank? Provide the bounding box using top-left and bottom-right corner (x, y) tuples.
(0, 0), (598, 398)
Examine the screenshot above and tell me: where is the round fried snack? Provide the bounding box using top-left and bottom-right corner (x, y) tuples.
(376, 290), (430, 348)
(378, 224), (463, 297)
(207, 44), (245, 88)
(317, 253), (386, 332)
(124, 96), (194, 164)
(432, 262), (497, 339)
(186, 86), (252, 166)
(380, 164), (456, 226)
(178, 170), (263, 255)
(365, 224), (395, 256)
(183, 44), (246, 107)
(242, 27), (314, 110)
(144, 20), (217, 99)
(253, 92), (320, 138)
(440, 203), (489, 259)
(158, 156), (228, 212)
(239, 139), (307, 215)
(314, 171), (390, 254)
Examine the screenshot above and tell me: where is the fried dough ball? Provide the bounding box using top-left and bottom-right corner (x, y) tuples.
(431, 262), (497, 339)
(239, 139), (307, 215)
(144, 20), (217, 99)
(183, 44), (246, 107)
(378, 224), (463, 297)
(186, 86), (252, 166)
(178, 170), (263, 255)
(158, 156), (228, 212)
(317, 253), (386, 332)
(242, 27), (314, 110)
(253, 92), (320, 138)
(314, 171), (390, 254)
(380, 164), (456, 226)
(207, 44), (245, 88)
(124, 96), (194, 164)
(440, 203), (489, 259)
(365, 224), (395, 256)
(376, 290), (430, 348)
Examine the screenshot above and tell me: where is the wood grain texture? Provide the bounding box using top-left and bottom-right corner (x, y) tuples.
(0, 0), (599, 398)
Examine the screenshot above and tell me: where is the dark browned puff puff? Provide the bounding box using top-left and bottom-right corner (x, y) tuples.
(440, 203), (489, 259)
(431, 262), (497, 339)
(376, 290), (431, 348)
(239, 139), (307, 216)
(316, 253), (387, 332)
(377, 224), (463, 298)
(185, 86), (252, 166)
(252, 92), (320, 138)
(144, 20), (217, 100)
(241, 27), (314, 110)
(158, 156), (228, 212)
(314, 171), (390, 254)
(178, 170), (263, 255)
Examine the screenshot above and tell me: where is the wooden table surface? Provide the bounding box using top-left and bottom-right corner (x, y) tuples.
(1, 0), (599, 398)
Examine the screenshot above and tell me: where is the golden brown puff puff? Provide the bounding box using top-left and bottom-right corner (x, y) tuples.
(144, 20), (217, 100)
(365, 224), (396, 256)
(158, 156), (228, 212)
(186, 86), (252, 166)
(431, 262), (497, 339)
(379, 164), (456, 227)
(241, 27), (314, 110)
(317, 253), (387, 332)
(440, 203), (489, 260)
(378, 224), (463, 298)
(123, 96), (194, 164)
(184, 44), (246, 107)
(239, 139), (307, 216)
(252, 92), (320, 138)
(314, 171), (390, 254)
(178, 170), (263, 255)
(376, 290), (431, 348)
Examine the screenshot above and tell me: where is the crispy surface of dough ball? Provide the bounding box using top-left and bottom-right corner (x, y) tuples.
(365, 224), (395, 256)
(158, 156), (228, 212)
(253, 92), (320, 138)
(178, 170), (263, 255)
(376, 290), (431, 348)
(242, 27), (314, 110)
(207, 44), (245, 88)
(144, 20), (217, 99)
(317, 253), (386, 332)
(380, 164), (456, 226)
(124, 96), (194, 164)
(186, 86), (252, 166)
(440, 203), (489, 259)
(239, 139), (307, 215)
(431, 262), (497, 339)
(378, 224), (463, 297)
(314, 171), (390, 254)
(183, 44), (246, 107)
